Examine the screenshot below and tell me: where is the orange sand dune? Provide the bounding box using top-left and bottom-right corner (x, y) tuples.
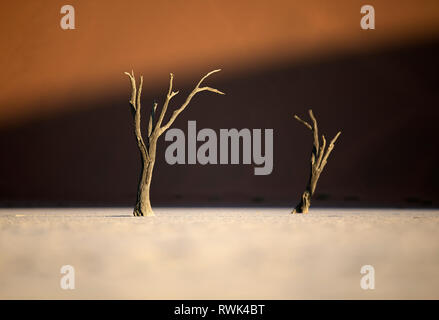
(1, 0), (439, 125)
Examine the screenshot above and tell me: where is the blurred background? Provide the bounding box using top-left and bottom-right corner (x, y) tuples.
(0, 0), (438, 208)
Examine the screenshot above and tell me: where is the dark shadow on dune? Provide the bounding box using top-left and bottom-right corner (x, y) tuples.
(0, 39), (438, 208)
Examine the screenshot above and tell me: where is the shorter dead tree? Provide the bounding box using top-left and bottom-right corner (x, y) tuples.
(125, 69), (224, 216)
(292, 109), (341, 214)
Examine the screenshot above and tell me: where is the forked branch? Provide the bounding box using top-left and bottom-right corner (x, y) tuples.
(158, 69), (225, 135)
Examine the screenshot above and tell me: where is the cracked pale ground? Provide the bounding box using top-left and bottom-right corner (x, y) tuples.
(0, 208), (438, 299)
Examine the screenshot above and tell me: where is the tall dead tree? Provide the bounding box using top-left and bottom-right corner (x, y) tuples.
(292, 109), (341, 214)
(124, 69), (224, 216)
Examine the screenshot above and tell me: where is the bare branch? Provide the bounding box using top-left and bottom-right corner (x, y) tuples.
(197, 86), (225, 95)
(293, 115), (312, 130)
(196, 69), (222, 88)
(148, 102), (158, 138)
(317, 134), (326, 170)
(309, 109), (319, 155)
(124, 71), (137, 110)
(137, 75), (143, 112)
(319, 131), (341, 172)
(155, 73), (180, 133)
(125, 70), (149, 160)
(167, 73), (174, 96)
(158, 69), (224, 135)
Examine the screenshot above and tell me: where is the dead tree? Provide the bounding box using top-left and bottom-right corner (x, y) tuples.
(292, 109), (341, 214)
(124, 69), (224, 216)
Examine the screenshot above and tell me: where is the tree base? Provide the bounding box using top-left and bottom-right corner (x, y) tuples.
(291, 191), (311, 214)
(291, 206), (309, 214)
(133, 203), (155, 217)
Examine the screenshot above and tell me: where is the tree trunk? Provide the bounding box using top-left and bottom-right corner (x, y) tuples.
(133, 161), (154, 216)
(292, 170), (317, 213)
(134, 143), (156, 217)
